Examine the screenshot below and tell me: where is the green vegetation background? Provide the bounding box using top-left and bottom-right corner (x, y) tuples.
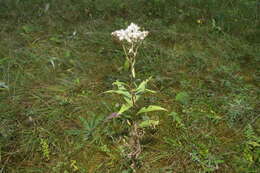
(0, 0), (259, 172)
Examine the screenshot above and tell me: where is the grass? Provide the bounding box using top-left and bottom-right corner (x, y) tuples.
(0, 0), (259, 172)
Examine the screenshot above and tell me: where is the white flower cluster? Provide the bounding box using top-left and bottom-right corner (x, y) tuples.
(111, 23), (149, 43)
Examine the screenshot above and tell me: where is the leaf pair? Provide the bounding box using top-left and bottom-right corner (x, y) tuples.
(137, 105), (167, 115)
(104, 78), (167, 119)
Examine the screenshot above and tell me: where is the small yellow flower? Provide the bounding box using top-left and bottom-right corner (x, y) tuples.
(127, 120), (132, 126)
(197, 19), (203, 24)
(70, 160), (79, 172)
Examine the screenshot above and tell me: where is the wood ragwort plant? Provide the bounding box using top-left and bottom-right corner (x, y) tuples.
(104, 23), (168, 171)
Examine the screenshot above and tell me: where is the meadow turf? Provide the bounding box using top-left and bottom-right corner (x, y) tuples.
(0, 0), (259, 172)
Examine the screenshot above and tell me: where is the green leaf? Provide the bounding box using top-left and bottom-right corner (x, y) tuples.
(124, 97), (132, 105)
(112, 80), (130, 91)
(104, 90), (131, 98)
(175, 91), (190, 105)
(248, 141), (260, 147)
(145, 89), (156, 94)
(118, 103), (133, 115)
(112, 80), (127, 87)
(135, 77), (152, 94)
(139, 120), (159, 128)
(137, 105), (167, 115)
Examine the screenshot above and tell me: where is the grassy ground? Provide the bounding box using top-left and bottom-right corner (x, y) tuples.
(0, 0), (259, 172)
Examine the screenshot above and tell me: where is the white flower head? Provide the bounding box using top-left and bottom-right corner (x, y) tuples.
(126, 23), (140, 33)
(111, 23), (149, 43)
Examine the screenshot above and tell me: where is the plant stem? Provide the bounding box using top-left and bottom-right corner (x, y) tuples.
(128, 122), (142, 171)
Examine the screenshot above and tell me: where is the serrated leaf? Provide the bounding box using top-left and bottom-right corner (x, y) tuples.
(145, 89), (156, 94)
(112, 80), (127, 87)
(137, 105), (167, 115)
(139, 120), (159, 128)
(248, 141), (260, 147)
(112, 80), (129, 91)
(135, 77), (152, 94)
(104, 90), (131, 98)
(118, 103), (133, 115)
(124, 97), (132, 105)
